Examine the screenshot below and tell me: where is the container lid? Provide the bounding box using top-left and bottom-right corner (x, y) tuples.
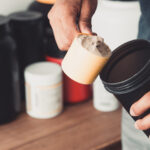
(9, 11), (42, 22)
(24, 62), (62, 85)
(36, 0), (56, 4)
(0, 15), (9, 37)
(100, 39), (150, 94)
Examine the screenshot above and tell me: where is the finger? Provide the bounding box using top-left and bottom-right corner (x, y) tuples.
(61, 14), (79, 49)
(48, 4), (79, 50)
(79, 0), (97, 34)
(135, 114), (150, 130)
(130, 91), (150, 116)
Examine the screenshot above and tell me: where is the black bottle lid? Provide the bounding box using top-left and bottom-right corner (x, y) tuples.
(9, 11), (42, 23)
(0, 15), (9, 38)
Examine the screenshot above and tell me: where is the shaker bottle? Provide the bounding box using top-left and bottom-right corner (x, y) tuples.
(9, 11), (45, 100)
(100, 39), (150, 137)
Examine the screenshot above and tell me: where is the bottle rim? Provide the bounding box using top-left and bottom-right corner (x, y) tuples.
(100, 39), (150, 94)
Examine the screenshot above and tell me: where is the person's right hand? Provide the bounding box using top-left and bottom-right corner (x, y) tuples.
(48, 0), (97, 50)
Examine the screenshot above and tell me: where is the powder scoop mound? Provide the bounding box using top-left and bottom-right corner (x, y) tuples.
(78, 34), (111, 57)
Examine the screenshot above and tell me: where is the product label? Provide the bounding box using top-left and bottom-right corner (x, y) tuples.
(26, 82), (63, 118)
(26, 83), (32, 112)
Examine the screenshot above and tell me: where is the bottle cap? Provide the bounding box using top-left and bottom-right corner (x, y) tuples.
(25, 62), (62, 85)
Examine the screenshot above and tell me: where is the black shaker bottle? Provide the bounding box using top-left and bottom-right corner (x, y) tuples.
(100, 39), (150, 137)
(9, 11), (45, 100)
(0, 16), (21, 124)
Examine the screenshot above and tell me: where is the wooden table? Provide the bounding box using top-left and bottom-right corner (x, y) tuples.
(0, 100), (121, 150)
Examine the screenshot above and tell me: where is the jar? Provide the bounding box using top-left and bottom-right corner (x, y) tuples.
(0, 15), (21, 124)
(9, 11), (45, 100)
(24, 62), (63, 119)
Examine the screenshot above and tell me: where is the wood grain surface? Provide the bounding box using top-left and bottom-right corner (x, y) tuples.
(0, 100), (121, 150)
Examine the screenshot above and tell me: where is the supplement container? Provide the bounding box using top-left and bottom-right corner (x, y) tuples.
(93, 77), (119, 112)
(9, 11), (45, 99)
(0, 16), (21, 124)
(100, 39), (150, 137)
(24, 62), (63, 119)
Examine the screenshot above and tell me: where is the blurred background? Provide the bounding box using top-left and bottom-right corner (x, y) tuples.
(0, 0), (141, 150)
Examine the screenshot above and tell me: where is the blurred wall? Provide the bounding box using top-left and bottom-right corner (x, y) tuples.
(0, 0), (34, 15)
(92, 0), (141, 50)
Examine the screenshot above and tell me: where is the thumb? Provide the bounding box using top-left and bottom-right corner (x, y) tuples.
(79, 0), (97, 34)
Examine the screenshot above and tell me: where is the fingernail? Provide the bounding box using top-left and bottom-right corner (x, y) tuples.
(130, 109), (136, 116)
(135, 122), (140, 130)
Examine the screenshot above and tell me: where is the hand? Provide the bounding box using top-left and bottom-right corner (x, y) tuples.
(130, 91), (150, 130)
(48, 0), (97, 50)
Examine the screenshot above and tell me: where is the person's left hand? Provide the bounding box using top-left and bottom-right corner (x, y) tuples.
(130, 91), (150, 130)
